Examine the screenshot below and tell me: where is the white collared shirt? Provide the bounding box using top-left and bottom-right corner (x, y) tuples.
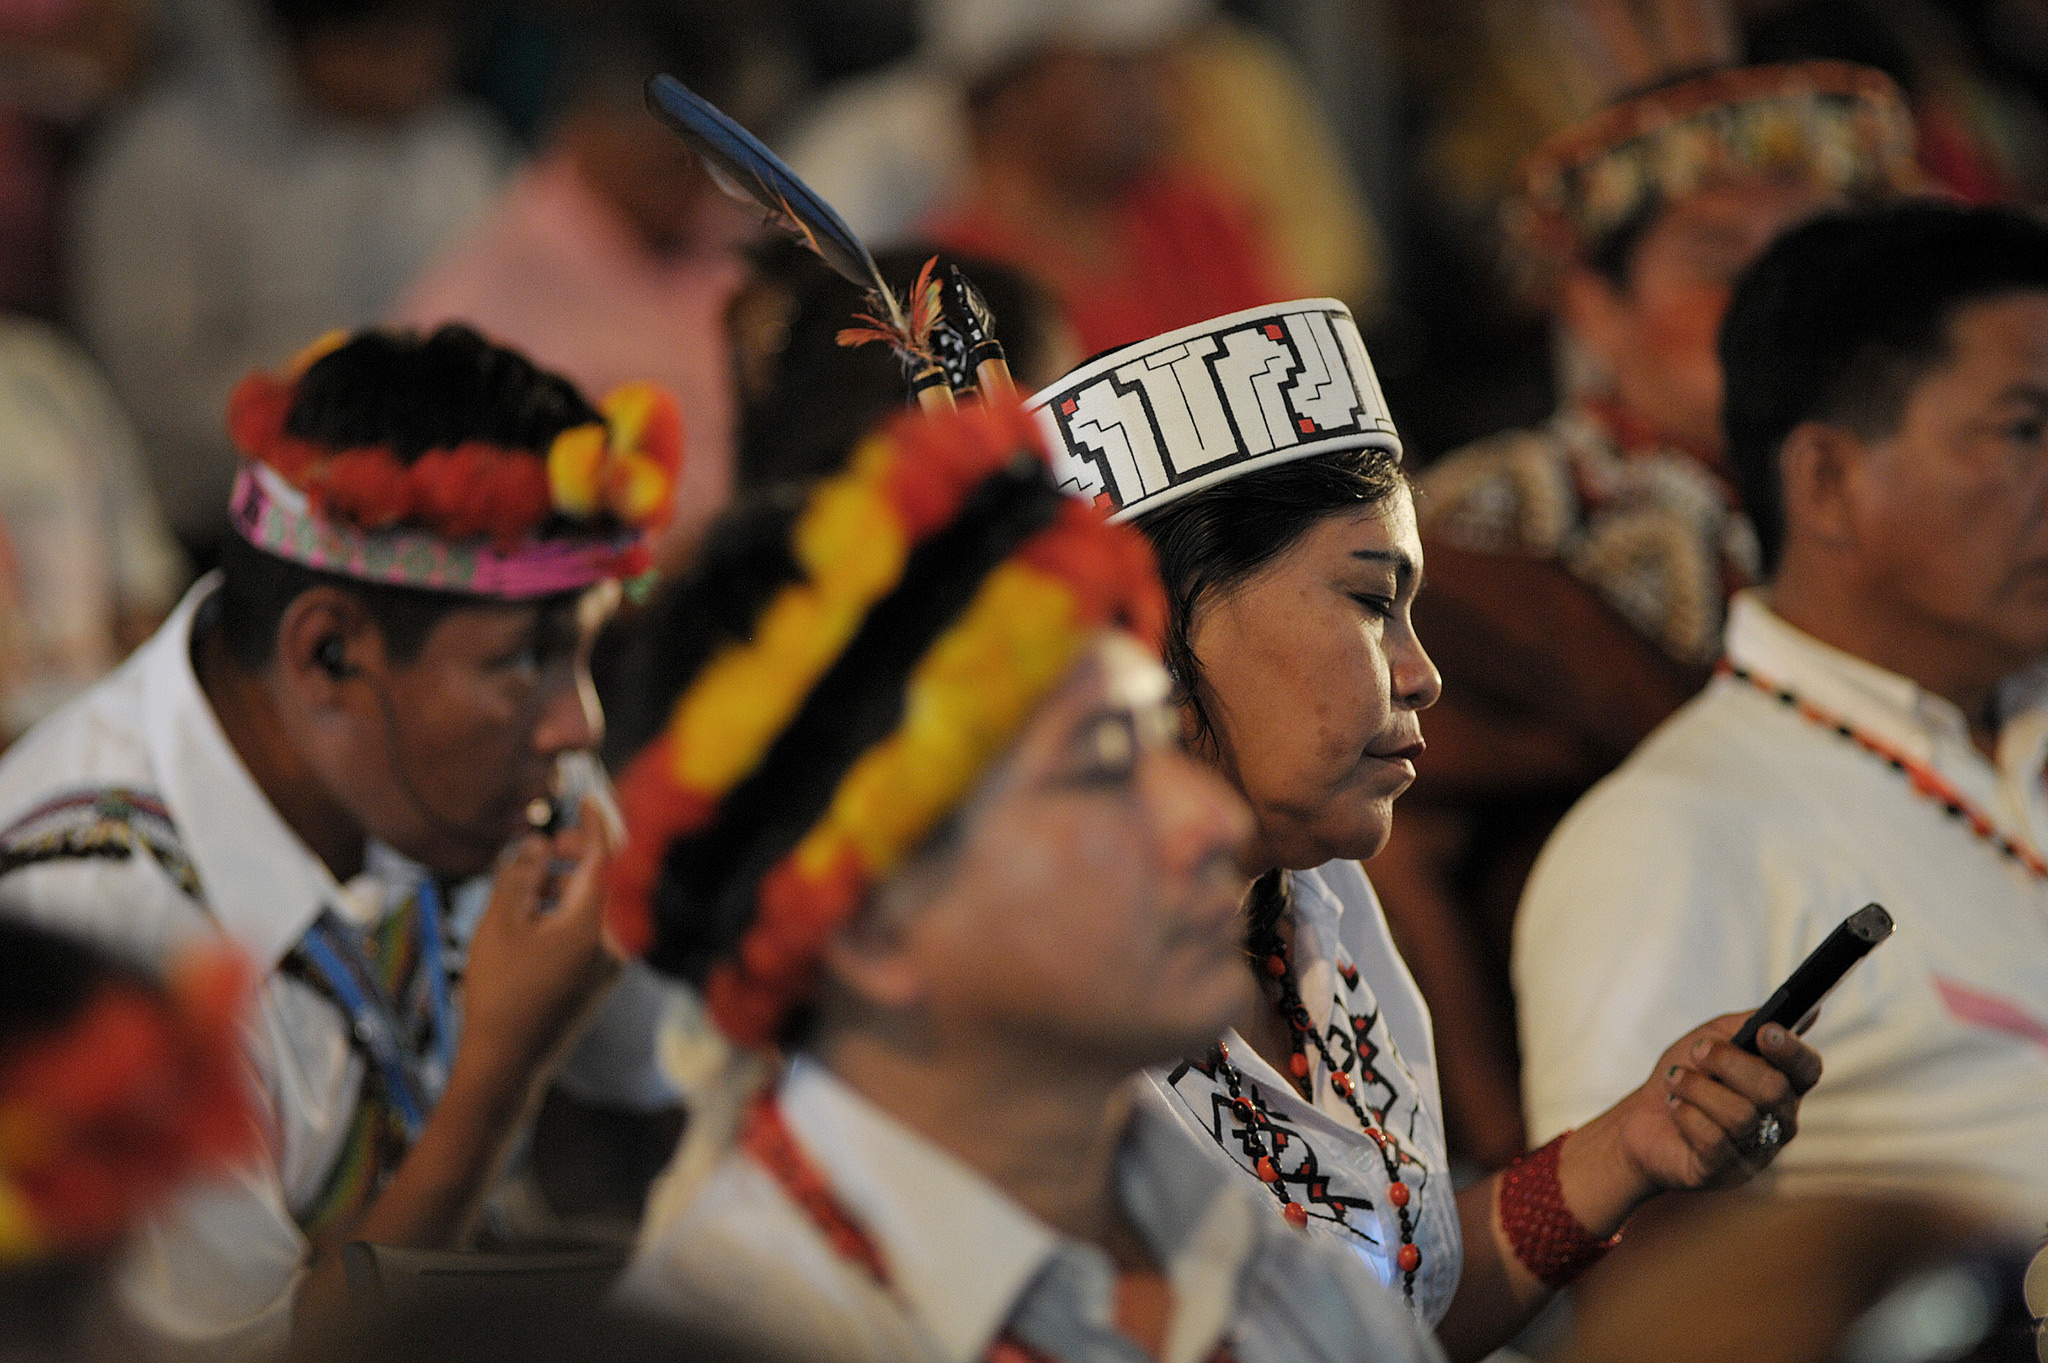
(618, 1061), (1444, 1363)
(1517, 591), (2048, 1228)
(1141, 860), (1461, 1326)
(0, 575), (673, 1358)
(0, 578), (418, 1358)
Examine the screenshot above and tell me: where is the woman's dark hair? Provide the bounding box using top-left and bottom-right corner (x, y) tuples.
(1134, 446), (1405, 745)
(219, 325), (600, 670)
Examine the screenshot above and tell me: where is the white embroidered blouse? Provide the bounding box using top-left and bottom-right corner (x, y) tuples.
(1142, 859), (1462, 1325)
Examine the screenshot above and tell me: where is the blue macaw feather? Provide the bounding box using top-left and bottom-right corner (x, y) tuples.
(644, 73), (904, 332)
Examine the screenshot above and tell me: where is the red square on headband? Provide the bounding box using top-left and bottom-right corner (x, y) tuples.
(1297, 417), (1317, 434)
(1264, 324), (1284, 341)
(1061, 398), (1078, 416)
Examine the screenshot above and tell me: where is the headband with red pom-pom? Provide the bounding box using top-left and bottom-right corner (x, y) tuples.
(0, 942), (259, 1267)
(226, 331), (686, 599)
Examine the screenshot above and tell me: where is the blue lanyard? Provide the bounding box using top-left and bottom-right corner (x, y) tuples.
(414, 878), (456, 1084)
(293, 880), (455, 1143)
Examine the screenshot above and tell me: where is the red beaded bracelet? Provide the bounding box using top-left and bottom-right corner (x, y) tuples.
(1498, 1131), (1622, 1289)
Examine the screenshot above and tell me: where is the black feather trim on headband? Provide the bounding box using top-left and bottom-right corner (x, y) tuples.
(646, 460), (1064, 984)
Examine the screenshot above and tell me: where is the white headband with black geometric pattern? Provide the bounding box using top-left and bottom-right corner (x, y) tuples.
(1025, 298), (1401, 523)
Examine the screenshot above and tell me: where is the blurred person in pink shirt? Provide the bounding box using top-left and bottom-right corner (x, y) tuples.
(394, 0), (765, 568)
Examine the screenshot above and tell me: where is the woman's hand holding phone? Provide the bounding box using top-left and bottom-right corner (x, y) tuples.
(1548, 1013), (1823, 1244)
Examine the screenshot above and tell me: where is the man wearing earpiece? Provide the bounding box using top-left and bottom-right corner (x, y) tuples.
(0, 326), (687, 1357)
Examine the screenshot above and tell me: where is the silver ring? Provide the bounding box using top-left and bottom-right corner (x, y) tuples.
(1740, 1111), (1785, 1157)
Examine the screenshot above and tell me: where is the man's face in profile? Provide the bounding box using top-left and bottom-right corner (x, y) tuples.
(1849, 291), (2048, 677)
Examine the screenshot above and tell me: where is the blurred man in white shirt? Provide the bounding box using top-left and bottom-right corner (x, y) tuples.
(1516, 201), (2048, 1229)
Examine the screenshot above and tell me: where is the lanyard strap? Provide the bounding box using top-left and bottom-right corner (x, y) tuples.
(413, 878), (456, 1084)
(740, 1091), (891, 1283)
(292, 881), (454, 1142)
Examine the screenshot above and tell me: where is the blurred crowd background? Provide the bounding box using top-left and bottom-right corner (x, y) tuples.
(0, 3), (2045, 1359)
(2, 0), (2047, 1168)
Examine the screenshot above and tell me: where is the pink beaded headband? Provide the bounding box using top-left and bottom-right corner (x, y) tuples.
(230, 462), (642, 599)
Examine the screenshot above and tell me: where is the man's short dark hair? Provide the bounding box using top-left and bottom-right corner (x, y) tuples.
(215, 534), (471, 670)
(1721, 200), (2048, 576)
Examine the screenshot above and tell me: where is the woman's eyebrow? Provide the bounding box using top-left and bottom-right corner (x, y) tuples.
(1350, 547), (1418, 589)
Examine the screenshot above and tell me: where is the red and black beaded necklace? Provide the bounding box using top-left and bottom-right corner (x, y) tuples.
(1207, 896), (1423, 1305)
(1720, 661), (2048, 881)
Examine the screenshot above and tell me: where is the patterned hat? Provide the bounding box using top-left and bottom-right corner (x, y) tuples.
(1024, 297), (1401, 523)
(226, 329), (685, 599)
(1507, 61), (1920, 298)
(608, 399), (1166, 1047)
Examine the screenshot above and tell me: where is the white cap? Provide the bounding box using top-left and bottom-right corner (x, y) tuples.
(1025, 299), (1402, 523)
(925, 0), (1207, 82)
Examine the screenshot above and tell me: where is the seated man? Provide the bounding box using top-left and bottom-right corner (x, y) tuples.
(609, 400), (1441, 1362)
(1379, 62), (1919, 1164)
(1516, 202), (2048, 1226)
(0, 325), (685, 1354)
(0, 315), (186, 742)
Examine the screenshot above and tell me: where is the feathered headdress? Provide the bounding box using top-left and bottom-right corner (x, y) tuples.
(1506, 61), (1920, 303)
(644, 75), (1014, 410)
(225, 328), (685, 599)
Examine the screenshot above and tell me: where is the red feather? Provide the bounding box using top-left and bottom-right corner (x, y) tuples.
(906, 256), (943, 357)
(836, 321), (902, 350)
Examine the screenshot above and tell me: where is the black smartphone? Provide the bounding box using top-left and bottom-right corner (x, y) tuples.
(1731, 903), (1895, 1054)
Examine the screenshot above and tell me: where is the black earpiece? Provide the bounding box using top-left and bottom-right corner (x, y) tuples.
(315, 637), (354, 680)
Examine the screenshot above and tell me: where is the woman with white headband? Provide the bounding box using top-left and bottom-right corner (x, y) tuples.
(1026, 299), (1822, 1360)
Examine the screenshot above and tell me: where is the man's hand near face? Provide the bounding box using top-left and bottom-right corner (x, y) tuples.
(292, 800), (619, 1337)
(460, 804), (622, 1082)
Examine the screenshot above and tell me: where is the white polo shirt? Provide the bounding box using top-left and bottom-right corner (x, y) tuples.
(1517, 591), (2048, 1229)
(619, 1060), (1444, 1363)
